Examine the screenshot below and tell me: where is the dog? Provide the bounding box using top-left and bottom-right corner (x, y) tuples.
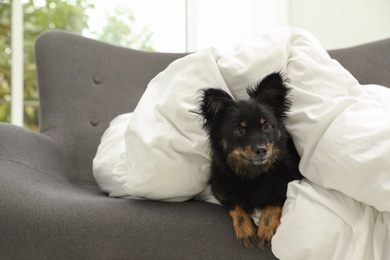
(198, 72), (303, 248)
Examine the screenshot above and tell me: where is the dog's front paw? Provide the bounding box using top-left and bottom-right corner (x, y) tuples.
(236, 226), (256, 248)
(229, 206), (256, 247)
(257, 206), (282, 249)
(257, 226), (274, 249)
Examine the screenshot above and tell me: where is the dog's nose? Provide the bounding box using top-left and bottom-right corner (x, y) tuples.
(252, 145), (268, 157)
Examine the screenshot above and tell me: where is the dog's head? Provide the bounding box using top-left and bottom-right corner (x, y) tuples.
(198, 72), (292, 179)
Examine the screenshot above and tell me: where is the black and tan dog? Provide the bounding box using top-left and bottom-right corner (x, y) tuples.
(198, 72), (303, 248)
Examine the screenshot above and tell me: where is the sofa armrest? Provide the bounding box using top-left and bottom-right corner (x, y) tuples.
(0, 123), (67, 180)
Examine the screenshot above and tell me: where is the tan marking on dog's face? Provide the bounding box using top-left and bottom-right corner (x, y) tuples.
(257, 206), (282, 248)
(263, 145), (280, 168)
(229, 206), (255, 247)
(227, 148), (252, 177)
(240, 121), (247, 128)
(244, 145), (252, 157)
(266, 143), (273, 155)
(260, 118), (265, 125)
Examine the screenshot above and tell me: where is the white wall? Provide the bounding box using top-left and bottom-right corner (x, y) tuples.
(289, 0), (390, 49)
(191, 0), (390, 51)
(191, 0), (289, 51)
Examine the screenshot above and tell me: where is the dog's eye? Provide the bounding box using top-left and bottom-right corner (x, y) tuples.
(234, 127), (246, 137)
(263, 123), (272, 132)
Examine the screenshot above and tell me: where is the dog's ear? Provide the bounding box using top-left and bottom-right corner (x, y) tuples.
(198, 88), (234, 121)
(247, 72), (292, 119)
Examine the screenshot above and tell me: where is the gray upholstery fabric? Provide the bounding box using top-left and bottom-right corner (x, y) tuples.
(328, 38), (390, 86)
(0, 30), (389, 259)
(35, 31), (187, 184)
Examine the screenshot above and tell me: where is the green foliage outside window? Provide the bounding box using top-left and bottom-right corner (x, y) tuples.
(0, 0), (154, 131)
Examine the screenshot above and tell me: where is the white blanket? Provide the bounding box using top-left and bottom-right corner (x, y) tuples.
(93, 27), (390, 259)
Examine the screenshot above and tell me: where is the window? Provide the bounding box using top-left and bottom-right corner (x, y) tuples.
(85, 0), (186, 52)
(0, 1), (12, 125)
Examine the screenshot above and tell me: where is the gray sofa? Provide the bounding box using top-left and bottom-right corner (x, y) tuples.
(0, 30), (389, 259)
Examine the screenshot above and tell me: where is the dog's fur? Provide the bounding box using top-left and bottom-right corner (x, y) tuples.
(198, 72), (303, 248)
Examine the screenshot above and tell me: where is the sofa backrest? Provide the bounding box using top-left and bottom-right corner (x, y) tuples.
(35, 31), (390, 184)
(35, 31), (187, 184)
(328, 38), (390, 87)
